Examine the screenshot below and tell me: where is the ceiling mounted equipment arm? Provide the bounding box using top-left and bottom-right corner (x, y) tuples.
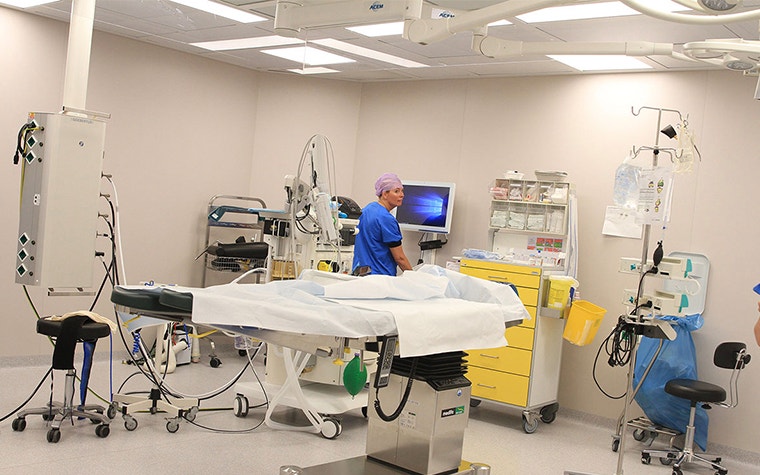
(620, 0), (760, 24)
(473, 36), (676, 59)
(405, 0), (563, 45)
(274, 0), (423, 37)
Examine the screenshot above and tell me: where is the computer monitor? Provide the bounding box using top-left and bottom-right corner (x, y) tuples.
(394, 180), (456, 234)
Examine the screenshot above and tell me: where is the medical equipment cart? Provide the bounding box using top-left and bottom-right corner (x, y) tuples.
(200, 194), (267, 287)
(459, 175), (575, 433)
(460, 259), (563, 433)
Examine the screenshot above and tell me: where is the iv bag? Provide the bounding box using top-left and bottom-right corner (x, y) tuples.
(613, 155), (641, 209)
(674, 122), (697, 173)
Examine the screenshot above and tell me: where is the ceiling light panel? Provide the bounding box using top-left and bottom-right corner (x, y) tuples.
(313, 38), (428, 68)
(169, 0), (266, 23)
(1, 0), (56, 7)
(518, 1), (689, 23)
(346, 22), (404, 37)
(288, 67), (340, 75)
(192, 36), (302, 51)
(548, 55), (653, 71)
(261, 46), (355, 66)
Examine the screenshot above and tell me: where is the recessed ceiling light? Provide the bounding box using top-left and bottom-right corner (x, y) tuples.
(261, 46), (355, 66)
(192, 36), (302, 51)
(313, 38), (428, 68)
(288, 67), (340, 75)
(0, 0), (56, 7)
(347, 22), (404, 37)
(169, 0), (266, 23)
(518, 1), (688, 23)
(548, 55), (653, 71)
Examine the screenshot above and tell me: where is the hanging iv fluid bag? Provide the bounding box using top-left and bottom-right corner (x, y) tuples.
(613, 155), (641, 209)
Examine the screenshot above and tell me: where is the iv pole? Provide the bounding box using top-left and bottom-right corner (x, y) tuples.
(612, 105), (683, 475)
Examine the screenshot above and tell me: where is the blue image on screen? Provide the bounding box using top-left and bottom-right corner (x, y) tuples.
(396, 185), (449, 229)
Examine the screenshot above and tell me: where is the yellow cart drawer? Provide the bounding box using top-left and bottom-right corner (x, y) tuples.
(505, 325), (534, 350)
(522, 305), (536, 329)
(467, 346), (532, 376)
(467, 366), (529, 407)
(460, 267), (540, 289)
(461, 259), (541, 277)
(514, 287), (539, 306)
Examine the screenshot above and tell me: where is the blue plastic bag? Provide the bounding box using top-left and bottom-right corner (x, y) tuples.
(632, 314), (708, 451)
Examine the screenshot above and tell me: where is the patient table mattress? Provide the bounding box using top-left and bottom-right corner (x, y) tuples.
(112, 265), (529, 357)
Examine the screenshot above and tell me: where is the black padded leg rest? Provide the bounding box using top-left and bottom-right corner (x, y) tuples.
(111, 287), (188, 319)
(665, 378), (726, 404)
(158, 289), (194, 313)
(37, 317), (111, 341)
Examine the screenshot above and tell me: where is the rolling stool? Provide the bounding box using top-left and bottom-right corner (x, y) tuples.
(641, 342), (751, 475)
(12, 315), (112, 443)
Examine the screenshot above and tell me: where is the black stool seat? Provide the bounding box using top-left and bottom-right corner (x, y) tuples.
(665, 378), (726, 404)
(37, 318), (111, 341)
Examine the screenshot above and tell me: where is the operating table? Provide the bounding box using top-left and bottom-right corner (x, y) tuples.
(111, 265), (528, 472)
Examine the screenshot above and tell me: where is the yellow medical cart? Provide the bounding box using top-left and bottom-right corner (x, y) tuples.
(460, 258), (565, 433)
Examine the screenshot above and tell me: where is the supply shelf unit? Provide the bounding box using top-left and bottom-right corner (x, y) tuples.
(488, 178), (571, 267)
(460, 259), (564, 434)
(201, 194), (268, 288)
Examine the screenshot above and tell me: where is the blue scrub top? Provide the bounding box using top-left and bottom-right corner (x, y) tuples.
(352, 201), (403, 276)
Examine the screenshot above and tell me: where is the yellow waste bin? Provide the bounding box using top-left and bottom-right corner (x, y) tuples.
(546, 276), (579, 310)
(563, 300), (607, 346)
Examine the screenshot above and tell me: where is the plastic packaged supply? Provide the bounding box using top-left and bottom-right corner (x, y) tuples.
(613, 156), (641, 209)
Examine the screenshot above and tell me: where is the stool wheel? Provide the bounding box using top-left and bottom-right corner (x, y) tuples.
(47, 428), (61, 443)
(95, 424), (110, 438)
(12, 418), (26, 432)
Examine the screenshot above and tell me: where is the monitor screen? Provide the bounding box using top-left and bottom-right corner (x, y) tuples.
(394, 181), (456, 234)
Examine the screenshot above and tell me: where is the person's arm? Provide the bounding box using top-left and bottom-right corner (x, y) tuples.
(389, 244), (413, 272)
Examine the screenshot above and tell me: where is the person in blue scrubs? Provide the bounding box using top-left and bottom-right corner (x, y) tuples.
(352, 173), (413, 276)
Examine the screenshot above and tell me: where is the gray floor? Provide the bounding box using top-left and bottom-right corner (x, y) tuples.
(0, 346), (757, 475)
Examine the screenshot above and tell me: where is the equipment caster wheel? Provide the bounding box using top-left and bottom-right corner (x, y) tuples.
(107, 403), (118, 419)
(12, 418), (26, 432)
(361, 406), (368, 418)
(320, 417), (341, 439)
(660, 457), (673, 465)
(611, 437), (620, 452)
(633, 428), (646, 441)
(540, 405), (557, 424)
(210, 357), (221, 368)
(672, 467), (683, 475)
(166, 418), (180, 433)
(124, 415), (138, 431)
(42, 412), (54, 421)
(641, 453), (651, 465)
(183, 406), (199, 422)
(233, 395), (249, 418)
(469, 398), (481, 408)
(47, 428), (61, 443)
(95, 424), (110, 438)
(521, 414), (539, 434)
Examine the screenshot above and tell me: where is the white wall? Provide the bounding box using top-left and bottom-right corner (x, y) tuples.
(354, 72), (760, 454)
(2, 6), (759, 455)
(0, 7), (361, 357)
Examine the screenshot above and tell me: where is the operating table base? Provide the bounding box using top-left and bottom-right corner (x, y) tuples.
(280, 456), (491, 475)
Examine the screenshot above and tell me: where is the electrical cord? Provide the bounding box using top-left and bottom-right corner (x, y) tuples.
(374, 357), (418, 422)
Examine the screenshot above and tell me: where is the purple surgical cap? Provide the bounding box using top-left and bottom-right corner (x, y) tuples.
(375, 173), (403, 196)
